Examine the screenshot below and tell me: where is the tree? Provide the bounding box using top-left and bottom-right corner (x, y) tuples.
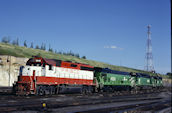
(48, 44), (53, 52)
(12, 40), (16, 45)
(12, 38), (19, 45)
(49, 48), (53, 52)
(58, 51), (62, 54)
(166, 72), (172, 79)
(1, 36), (10, 43)
(16, 38), (19, 46)
(40, 43), (46, 50)
(43, 43), (46, 50)
(166, 72), (172, 76)
(30, 42), (33, 48)
(35, 45), (39, 49)
(75, 53), (80, 58)
(68, 50), (74, 56)
(41, 43), (44, 50)
(82, 56), (86, 59)
(24, 40), (27, 47)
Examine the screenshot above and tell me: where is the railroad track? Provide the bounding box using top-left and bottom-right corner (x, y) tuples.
(135, 100), (171, 112)
(0, 89), (165, 100)
(0, 87), (12, 94)
(68, 100), (171, 113)
(0, 91), (170, 113)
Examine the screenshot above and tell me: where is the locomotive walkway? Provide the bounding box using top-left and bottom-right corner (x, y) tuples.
(0, 90), (171, 113)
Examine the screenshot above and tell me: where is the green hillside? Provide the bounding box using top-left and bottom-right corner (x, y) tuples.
(0, 42), (163, 76)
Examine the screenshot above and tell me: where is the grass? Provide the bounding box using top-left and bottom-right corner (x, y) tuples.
(0, 42), (167, 77)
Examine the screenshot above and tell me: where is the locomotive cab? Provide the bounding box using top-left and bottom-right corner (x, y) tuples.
(14, 57), (45, 95)
(21, 66), (42, 77)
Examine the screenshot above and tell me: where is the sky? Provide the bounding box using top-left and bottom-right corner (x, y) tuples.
(0, 0), (171, 74)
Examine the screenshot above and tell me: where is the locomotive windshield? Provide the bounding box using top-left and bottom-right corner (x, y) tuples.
(26, 62), (42, 66)
(26, 58), (42, 66)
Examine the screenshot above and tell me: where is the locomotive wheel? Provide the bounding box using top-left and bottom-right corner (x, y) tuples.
(81, 86), (88, 95)
(85, 88), (89, 95)
(86, 86), (91, 95)
(12, 84), (17, 94)
(38, 86), (45, 96)
(50, 86), (56, 95)
(48, 86), (52, 95)
(55, 86), (59, 94)
(93, 86), (98, 93)
(81, 87), (86, 95)
(88, 86), (93, 94)
(99, 89), (104, 93)
(48, 86), (55, 95)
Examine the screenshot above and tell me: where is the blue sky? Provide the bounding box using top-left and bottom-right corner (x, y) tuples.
(0, 0), (171, 74)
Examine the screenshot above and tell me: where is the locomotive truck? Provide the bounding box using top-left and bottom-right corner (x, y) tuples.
(13, 56), (163, 95)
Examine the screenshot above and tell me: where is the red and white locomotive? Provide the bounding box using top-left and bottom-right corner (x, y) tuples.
(13, 56), (96, 95)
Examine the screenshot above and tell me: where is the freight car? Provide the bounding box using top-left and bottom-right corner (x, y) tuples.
(13, 56), (96, 95)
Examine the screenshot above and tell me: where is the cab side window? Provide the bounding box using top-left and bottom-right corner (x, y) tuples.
(71, 64), (77, 67)
(49, 65), (52, 70)
(43, 63), (45, 67)
(102, 73), (107, 76)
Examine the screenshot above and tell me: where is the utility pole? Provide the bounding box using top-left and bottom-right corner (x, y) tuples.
(144, 25), (155, 72)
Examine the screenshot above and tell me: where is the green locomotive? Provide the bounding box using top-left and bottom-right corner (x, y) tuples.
(94, 67), (163, 92)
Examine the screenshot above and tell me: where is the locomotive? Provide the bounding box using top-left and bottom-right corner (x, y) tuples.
(13, 56), (163, 95)
(13, 56), (96, 95)
(94, 67), (163, 92)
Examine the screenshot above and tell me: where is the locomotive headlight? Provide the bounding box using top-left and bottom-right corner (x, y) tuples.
(110, 77), (116, 81)
(147, 79), (150, 83)
(35, 59), (41, 62)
